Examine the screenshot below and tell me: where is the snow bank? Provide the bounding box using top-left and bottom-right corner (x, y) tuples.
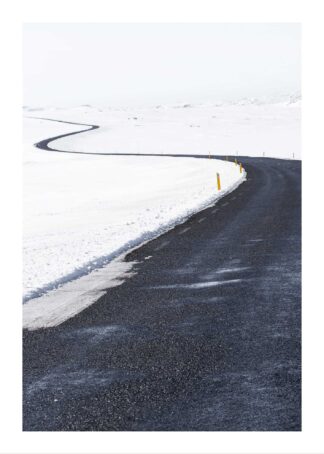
(23, 254), (137, 330)
(23, 116), (245, 305)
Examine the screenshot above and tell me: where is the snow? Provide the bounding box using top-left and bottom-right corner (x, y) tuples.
(152, 279), (242, 290)
(23, 113), (246, 304)
(23, 254), (137, 330)
(28, 99), (300, 159)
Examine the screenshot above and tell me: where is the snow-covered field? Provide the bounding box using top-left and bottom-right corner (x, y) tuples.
(28, 98), (300, 159)
(23, 99), (299, 327)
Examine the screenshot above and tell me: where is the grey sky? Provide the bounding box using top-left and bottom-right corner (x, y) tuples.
(23, 23), (300, 107)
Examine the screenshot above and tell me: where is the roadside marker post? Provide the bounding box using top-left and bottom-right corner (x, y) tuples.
(217, 173), (221, 190)
(240, 163), (242, 173)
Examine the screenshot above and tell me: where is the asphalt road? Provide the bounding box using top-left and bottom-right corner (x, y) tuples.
(31, 117), (100, 152)
(23, 139), (301, 430)
(30, 116), (214, 160)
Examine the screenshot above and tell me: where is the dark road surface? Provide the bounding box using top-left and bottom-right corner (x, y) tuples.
(24, 119), (301, 431)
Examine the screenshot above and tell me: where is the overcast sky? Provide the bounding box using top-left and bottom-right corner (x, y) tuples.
(23, 23), (300, 107)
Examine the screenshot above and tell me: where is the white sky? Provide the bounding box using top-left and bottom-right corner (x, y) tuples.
(23, 23), (300, 107)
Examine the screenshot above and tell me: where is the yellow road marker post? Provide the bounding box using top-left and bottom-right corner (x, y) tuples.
(217, 172), (221, 190)
(240, 163), (242, 173)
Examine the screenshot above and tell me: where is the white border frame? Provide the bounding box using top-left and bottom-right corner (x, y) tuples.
(1, 1), (323, 452)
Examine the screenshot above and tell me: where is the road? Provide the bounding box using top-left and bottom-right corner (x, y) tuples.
(23, 128), (301, 430)
(31, 117), (99, 152)
(30, 116), (213, 159)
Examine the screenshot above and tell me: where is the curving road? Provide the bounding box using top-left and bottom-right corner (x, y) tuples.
(31, 117), (100, 152)
(30, 116), (211, 159)
(23, 119), (301, 431)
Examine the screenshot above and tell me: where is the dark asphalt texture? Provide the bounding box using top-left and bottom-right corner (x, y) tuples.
(23, 144), (301, 430)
